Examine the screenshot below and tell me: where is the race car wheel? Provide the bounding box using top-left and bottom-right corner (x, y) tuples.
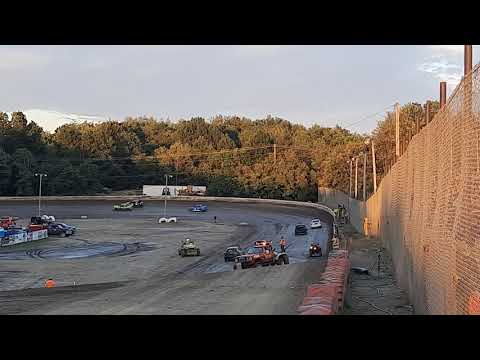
(241, 263), (246, 269)
(197, 250), (200, 256)
(277, 257), (284, 265)
(283, 256), (289, 264)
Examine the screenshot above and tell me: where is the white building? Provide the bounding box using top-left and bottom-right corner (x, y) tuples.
(143, 185), (206, 197)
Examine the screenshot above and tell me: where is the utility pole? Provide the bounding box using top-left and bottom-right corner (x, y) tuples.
(363, 151), (367, 201)
(400, 134), (403, 156)
(440, 81), (447, 109)
(465, 45), (473, 76)
(464, 45), (473, 117)
(175, 158), (179, 187)
(355, 157), (358, 199)
(273, 143), (277, 163)
(416, 111), (420, 135)
(371, 141), (377, 193)
(425, 101), (431, 125)
(163, 174), (173, 218)
(349, 158), (353, 198)
(395, 103), (400, 160)
(34, 173), (47, 217)
(348, 158), (353, 217)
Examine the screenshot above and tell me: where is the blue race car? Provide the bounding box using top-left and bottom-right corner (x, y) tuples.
(190, 204), (208, 212)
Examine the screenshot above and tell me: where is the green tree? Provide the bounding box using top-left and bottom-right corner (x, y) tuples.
(0, 149), (11, 195)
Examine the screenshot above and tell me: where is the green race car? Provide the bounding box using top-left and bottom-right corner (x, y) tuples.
(178, 238), (200, 257)
(113, 202), (134, 211)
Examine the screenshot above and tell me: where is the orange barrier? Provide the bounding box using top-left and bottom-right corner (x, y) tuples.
(298, 248), (350, 315)
(306, 284), (338, 298)
(299, 307), (335, 315)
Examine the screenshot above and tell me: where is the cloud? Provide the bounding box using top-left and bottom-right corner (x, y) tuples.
(18, 109), (109, 133)
(418, 60), (462, 85)
(418, 46), (466, 86)
(0, 47), (50, 70)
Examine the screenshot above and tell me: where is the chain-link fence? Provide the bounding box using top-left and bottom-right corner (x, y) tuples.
(320, 63), (480, 314)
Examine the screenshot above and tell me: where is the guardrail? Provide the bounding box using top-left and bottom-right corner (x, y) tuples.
(0, 195), (336, 220)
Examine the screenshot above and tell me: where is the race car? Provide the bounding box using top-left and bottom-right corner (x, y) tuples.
(178, 238), (200, 257)
(55, 222), (76, 235)
(113, 202), (133, 211)
(0, 216), (18, 229)
(224, 246), (244, 262)
(310, 218), (322, 229)
(254, 240), (272, 247)
(236, 244), (289, 269)
(190, 204), (208, 212)
(295, 224), (308, 235)
(129, 200), (144, 208)
(309, 243), (323, 257)
(47, 223), (72, 237)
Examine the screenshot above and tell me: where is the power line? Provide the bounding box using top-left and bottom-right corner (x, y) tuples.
(342, 103), (396, 131)
(35, 145), (275, 163)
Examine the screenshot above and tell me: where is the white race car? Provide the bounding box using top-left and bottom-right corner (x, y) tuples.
(310, 218), (322, 229)
(158, 217), (177, 223)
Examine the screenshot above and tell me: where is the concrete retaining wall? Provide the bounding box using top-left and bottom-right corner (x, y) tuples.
(318, 188), (366, 234)
(0, 195), (336, 222)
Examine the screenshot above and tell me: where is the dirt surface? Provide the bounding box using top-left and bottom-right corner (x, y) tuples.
(0, 200), (331, 314)
(341, 223), (413, 315)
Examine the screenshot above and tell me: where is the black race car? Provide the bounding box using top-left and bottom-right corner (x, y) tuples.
(224, 246), (244, 262)
(295, 224), (308, 236)
(130, 200), (144, 208)
(47, 223), (72, 237)
(309, 243), (322, 257)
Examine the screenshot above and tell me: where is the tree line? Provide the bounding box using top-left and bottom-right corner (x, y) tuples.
(0, 102), (439, 201)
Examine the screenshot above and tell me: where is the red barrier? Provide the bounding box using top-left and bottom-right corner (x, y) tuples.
(298, 301), (336, 314)
(299, 307), (334, 315)
(302, 296), (336, 307)
(306, 284), (338, 298)
(298, 247), (350, 315)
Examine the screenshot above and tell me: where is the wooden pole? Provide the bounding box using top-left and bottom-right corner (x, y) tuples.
(464, 45), (473, 117)
(349, 159), (353, 198)
(355, 157), (358, 199)
(426, 101), (431, 125)
(372, 141), (377, 193)
(440, 81), (447, 109)
(464, 45), (473, 76)
(395, 103), (400, 159)
(363, 151), (367, 201)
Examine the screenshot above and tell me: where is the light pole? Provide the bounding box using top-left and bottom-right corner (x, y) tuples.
(163, 174), (173, 217)
(348, 158), (353, 222)
(354, 156), (358, 199)
(34, 173), (47, 217)
(363, 149), (367, 202)
(349, 158), (353, 198)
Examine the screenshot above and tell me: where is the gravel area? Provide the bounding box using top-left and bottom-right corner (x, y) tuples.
(342, 223), (413, 315)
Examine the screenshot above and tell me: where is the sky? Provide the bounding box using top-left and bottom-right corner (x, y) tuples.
(1, 45), (479, 133)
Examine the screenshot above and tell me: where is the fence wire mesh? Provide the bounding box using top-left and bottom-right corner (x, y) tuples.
(367, 63), (480, 314)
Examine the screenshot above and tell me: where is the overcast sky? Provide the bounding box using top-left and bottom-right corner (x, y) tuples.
(1, 45), (478, 133)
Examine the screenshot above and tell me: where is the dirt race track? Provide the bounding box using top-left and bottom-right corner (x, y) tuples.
(0, 200), (332, 314)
